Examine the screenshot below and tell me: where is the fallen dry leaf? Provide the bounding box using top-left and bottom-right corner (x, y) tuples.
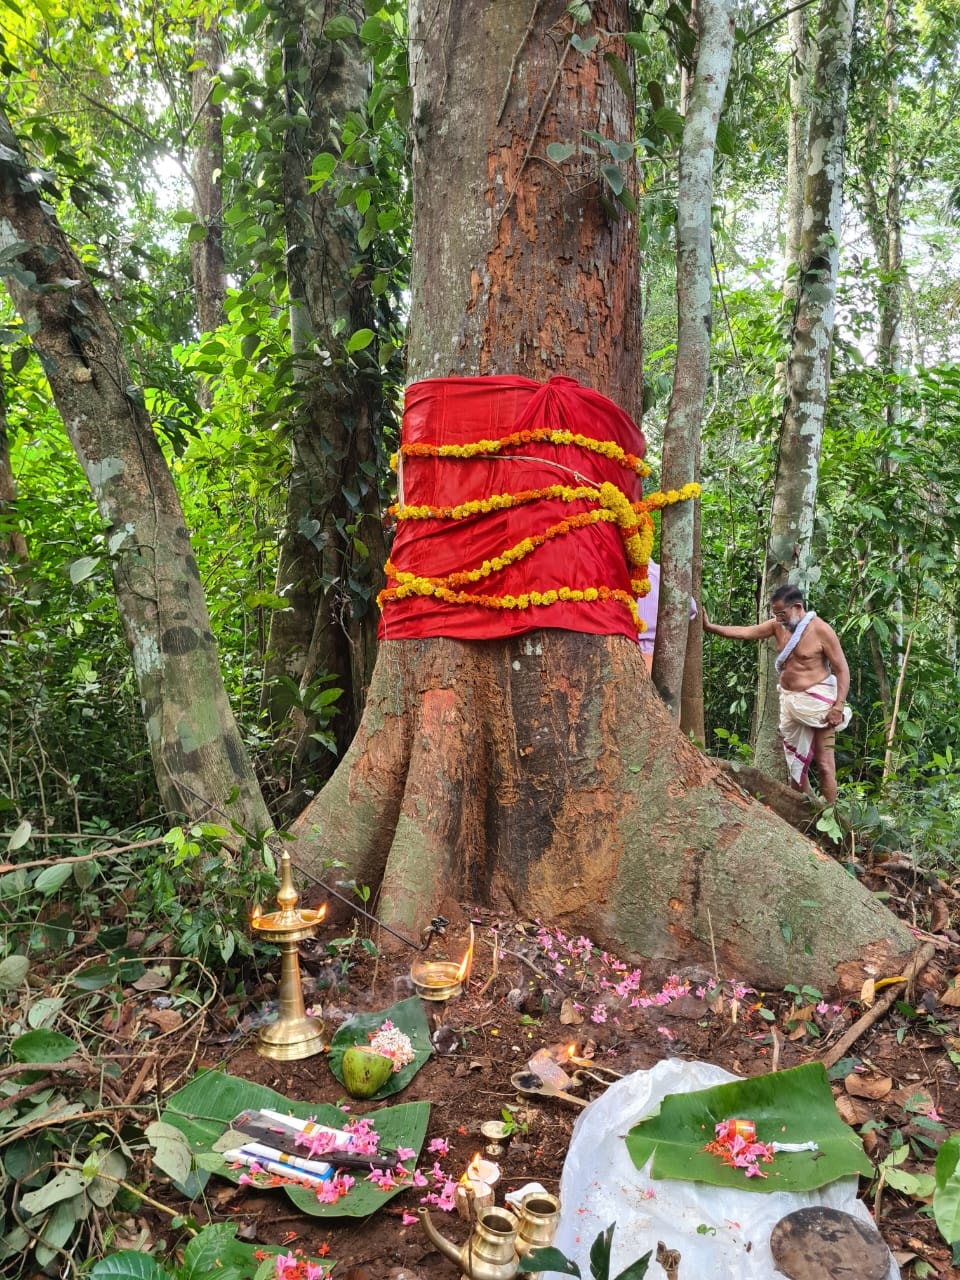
(844, 1071), (893, 1100)
(784, 1003), (816, 1040)
(834, 1092), (874, 1127)
(929, 899), (950, 933)
(132, 966), (170, 992)
(559, 998), (583, 1025)
(938, 978), (960, 1008)
(142, 1007), (183, 1033)
(860, 977), (876, 1007)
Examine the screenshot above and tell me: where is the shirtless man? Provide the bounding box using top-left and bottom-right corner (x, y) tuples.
(702, 584), (851, 803)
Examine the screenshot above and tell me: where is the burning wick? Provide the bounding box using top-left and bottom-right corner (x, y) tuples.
(251, 905), (262, 927)
(455, 1154), (500, 1220)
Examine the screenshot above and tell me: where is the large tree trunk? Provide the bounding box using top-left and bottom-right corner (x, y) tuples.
(291, 0), (910, 989)
(0, 108), (272, 837)
(654, 0), (734, 715)
(259, 0), (386, 793)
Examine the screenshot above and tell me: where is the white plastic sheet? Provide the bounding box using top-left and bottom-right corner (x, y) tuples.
(544, 1059), (896, 1279)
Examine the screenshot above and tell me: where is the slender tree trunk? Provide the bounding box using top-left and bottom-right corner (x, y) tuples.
(751, 0), (812, 779)
(189, 13), (226, 343)
(754, 0), (854, 783)
(654, 0), (735, 715)
(0, 107), (272, 837)
(260, 0), (386, 794)
(290, 0), (910, 990)
(0, 364), (29, 565)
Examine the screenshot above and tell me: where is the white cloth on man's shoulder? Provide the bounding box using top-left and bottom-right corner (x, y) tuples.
(778, 675), (852, 789)
(774, 609), (816, 672)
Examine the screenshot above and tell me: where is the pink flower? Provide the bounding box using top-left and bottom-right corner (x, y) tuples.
(590, 1004), (607, 1024)
(402, 1211), (419, 1226)
(436, 1179), (459, 1212)
(657, 1026), (676, 1041)
(396, 1146), (416, 1162)
(428, 1138), (449, 1156)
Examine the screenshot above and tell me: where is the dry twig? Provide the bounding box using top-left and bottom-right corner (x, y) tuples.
(818, 941), (937, 1070)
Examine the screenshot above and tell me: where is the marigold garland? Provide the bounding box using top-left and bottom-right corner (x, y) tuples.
(394, 427), (652, 477)
(382, 431), (701, 632)
(380, 577), (642, 629)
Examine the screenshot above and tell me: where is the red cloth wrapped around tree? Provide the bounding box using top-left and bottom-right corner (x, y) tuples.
(377, 375), (650, 642)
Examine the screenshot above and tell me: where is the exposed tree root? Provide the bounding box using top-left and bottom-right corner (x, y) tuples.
(291, 633), (912, 989)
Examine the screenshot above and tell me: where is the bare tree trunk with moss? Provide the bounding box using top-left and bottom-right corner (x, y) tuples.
(752, 0), (812, 781)
(260, 0), (387, 799)
(0, 107), (272, 837)
(753, 0), (854, 788)
(189, 13), (226, 346)
(654, 0), (735, 717)
(289, 0), (909, 990)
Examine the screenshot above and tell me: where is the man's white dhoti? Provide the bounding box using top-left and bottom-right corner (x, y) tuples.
(778, 675), (852, 789)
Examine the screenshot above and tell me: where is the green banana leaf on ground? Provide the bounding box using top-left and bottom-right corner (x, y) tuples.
(159, 1069), (429, 1218)
(625, 1062), (872, 1194)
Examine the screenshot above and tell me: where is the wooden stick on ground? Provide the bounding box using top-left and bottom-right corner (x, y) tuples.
(819, 941), (938, 1071)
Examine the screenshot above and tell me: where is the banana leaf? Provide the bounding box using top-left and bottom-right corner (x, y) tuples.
(327, 995), (432, 1098)
(160, 1069), (429, 1217)
(625, 1062), (872, 1193)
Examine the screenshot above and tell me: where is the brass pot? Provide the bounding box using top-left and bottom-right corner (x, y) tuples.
(516, 1191), (561, 1257)
(419, 1204), (521, 1280)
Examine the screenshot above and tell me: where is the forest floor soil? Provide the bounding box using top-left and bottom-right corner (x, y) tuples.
(129, 848), (960, 1280)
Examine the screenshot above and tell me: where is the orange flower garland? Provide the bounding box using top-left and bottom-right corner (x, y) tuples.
(394, 426), (651, 478)
(381, 418), (700, 632)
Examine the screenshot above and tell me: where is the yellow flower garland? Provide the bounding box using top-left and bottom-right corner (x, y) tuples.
(381, 431), (701, 630)
(393, 426), (652, 478)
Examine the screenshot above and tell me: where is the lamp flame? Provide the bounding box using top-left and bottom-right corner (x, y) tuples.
(456, 922), (476, 982)
(251, 904), (262, 927)
(468, 1152), (482, 1179)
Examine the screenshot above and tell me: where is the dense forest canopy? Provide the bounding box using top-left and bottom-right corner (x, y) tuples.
(0, 0), (958, 920)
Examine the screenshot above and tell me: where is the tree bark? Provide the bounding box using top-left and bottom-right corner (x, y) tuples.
(751, 0), (813, 780)
(291, 0), (910, 990)
(0, 364), (29, 565)
(260, 0), (387, 791)
(654, 0), (735, 715)
(0, 107), (272, 837)
(754, 0), (854, 780)
(189, 13), (226, 343)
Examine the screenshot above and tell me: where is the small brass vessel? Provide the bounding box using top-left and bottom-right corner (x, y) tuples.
(419, 1203), (521, 1280)
(250, 851), (326, 1060)
(515, 1192), (561, 1258)
(410, 924), (474, 1001)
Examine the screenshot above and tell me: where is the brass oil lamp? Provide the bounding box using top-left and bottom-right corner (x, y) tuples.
(250, 851), (327, 1060)
(410, 924), (474, 1001)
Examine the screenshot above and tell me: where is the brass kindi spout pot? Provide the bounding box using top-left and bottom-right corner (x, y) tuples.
(418, 1203), (521, 1280)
